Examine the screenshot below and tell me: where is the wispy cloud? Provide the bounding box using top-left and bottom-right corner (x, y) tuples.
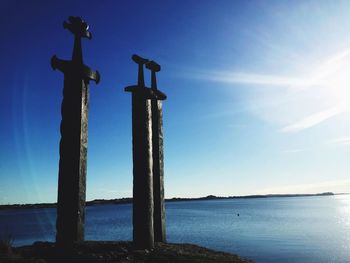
(195, 48), (350, 89)
(191, 48), (350, 133)
(202, 71), (304, 87)
(279, 106), (344, 133)
(328, 137), (350, 146)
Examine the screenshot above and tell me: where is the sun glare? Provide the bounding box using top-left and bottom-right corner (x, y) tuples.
(306, 50), (350, 111)
(337, 195), (350, 229)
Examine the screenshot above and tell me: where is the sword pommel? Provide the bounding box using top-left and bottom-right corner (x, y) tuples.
(132, 54), (149, 65)
(63, 16), (92, 40)
(146, 61), (161, 72)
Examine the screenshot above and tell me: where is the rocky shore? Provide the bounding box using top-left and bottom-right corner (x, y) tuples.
(0, 241), (253, 263)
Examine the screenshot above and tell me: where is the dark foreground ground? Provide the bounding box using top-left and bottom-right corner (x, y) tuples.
(0, 241), (253, 263)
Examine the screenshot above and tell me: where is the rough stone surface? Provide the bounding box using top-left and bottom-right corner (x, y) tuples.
(1, 241), (253, 263)
(126, 54), (157, 250)
(131, 92), (154, 250)
(56, 77), (89, 245)
(52, 17), (99, 246)
(152, 100), (166, 243)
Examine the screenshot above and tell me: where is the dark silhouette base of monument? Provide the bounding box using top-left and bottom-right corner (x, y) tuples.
(125, 55), (167, 249)
(51, 16), (100, 246)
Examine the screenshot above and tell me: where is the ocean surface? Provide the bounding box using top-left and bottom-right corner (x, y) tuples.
(1, 195), (350, 263)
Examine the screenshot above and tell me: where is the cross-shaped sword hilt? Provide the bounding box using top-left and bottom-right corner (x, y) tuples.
(63, 16), (91, 64)
(146, 61), (160, 90)
(51, 16), (100, 84)
(125, 55), (166, 100)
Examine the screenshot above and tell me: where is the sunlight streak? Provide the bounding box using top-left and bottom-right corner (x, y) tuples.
(329, 137), (350, 146)
(194, 48), (350, 132)
(203, 71), (303, 86)
(336, 195), (350, 230)
(279, 106), (344, 133)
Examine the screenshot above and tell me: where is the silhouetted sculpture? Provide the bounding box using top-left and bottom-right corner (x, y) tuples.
(146, 61), (167, 242)
(125, 55), (166, 249)
(51, 16), (100, 246)
(125, 54), (154, 249)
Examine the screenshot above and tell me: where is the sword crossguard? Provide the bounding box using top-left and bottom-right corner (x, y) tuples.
(52, 17), (100, 86)
(126, 55), (166, 100)
(51, 55), (69, 72)
(82, 65), (100, 84)
(132, 54), (149, 88)
(63, 16), (92, 40)
(51, 55), (100, 84)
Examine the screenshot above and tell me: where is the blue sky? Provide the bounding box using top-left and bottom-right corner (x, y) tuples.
(0, 0), (350, 204)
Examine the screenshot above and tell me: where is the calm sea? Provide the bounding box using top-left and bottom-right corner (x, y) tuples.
(1, 195), (350, 263)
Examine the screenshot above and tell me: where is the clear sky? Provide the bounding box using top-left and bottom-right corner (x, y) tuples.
(1, 0), (350, 204)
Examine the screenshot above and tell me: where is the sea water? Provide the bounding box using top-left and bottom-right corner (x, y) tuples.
(1, 195), (350, 263)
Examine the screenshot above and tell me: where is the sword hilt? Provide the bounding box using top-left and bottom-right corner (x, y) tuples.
(146, 61), (161, 72)
(51, 55), (69, 72)
(146, 61), (160, 90)
(63, 16), (92, 39)
(51, 55), (100, 84)
(132, 54), (149, 88)
(82, 65), (100, 84)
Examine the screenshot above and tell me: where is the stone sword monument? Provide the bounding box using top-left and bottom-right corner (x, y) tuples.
(51, 16), (100, 246)
(125, 54), (154, 250)
(146, 61), (167, 243)
(125, 54), (166, 249)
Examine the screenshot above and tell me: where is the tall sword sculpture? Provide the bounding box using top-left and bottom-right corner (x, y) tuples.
(146, 61), (167, 243)
(125, 54), (154, 249)
(125, 55), (165, 249)
(51, 16), (100, 246)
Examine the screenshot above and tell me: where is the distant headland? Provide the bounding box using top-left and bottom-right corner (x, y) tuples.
(0, 192), (341, 210)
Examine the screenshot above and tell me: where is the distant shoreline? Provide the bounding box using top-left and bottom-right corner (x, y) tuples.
(0, 192), (344, 210)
